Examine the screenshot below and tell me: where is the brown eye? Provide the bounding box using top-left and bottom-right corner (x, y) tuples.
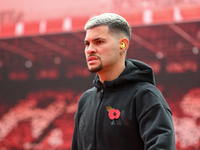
(97, 40), (103, 44)
(85, 42), (89, 47)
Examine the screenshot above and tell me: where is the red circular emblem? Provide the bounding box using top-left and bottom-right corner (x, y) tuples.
(108, 109), (120, 120)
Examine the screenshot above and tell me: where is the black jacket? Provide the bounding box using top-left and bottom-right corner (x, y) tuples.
(72, 59), (175, 150)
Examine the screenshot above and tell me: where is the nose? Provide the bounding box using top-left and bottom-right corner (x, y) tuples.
(86, 44), (97, 54)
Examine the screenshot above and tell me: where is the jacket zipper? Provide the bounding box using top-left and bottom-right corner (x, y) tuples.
(94, 88), (104, 149)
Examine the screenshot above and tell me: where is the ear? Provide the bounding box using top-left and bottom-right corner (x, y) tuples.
(119, 38), (129, 53)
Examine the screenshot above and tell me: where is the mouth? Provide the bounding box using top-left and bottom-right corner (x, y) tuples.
(87, 56), (99, 64)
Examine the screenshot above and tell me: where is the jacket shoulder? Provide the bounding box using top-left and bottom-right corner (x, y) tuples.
(135, 82), (171, 116)
(78, 87), (97, 106)
(74, 87), (97, 120)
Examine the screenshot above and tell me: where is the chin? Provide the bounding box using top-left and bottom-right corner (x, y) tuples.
(88, 65), (102, 73)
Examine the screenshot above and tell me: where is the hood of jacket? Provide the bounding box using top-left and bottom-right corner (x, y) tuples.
(93, 59), (155, 89)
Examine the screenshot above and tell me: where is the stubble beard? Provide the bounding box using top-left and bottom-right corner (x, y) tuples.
(88, 63), (103, 73)
(86, 56), (103, 73)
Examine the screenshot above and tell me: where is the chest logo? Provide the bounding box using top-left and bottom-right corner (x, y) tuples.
(106, 106), (121, 125)
(106, 106), (130, 126)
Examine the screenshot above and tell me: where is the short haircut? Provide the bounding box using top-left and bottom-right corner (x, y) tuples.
(84, 13), (131, 41)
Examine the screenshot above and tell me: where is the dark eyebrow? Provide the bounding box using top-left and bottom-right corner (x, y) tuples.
(94, 38), (106, 42)
(93, 38), (102, 41)
(84, 38), (105, 43)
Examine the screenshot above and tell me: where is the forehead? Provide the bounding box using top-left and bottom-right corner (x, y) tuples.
(85, 25), (110, 40)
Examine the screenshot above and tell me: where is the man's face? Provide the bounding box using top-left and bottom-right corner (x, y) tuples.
(84, 25), (120, 73)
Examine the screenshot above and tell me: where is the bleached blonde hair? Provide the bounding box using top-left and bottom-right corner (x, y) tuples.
(84, 13), (131, 41)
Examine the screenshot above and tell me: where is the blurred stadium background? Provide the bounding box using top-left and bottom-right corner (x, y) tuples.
(0, 0), (200, 149)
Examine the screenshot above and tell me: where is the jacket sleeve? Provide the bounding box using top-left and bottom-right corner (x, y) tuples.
(71, 113), (78, 150)
(71, 128), (78, 150)
(136, 88), (176, 150)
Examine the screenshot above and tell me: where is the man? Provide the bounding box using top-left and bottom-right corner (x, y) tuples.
(71, 13), (175, 150)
